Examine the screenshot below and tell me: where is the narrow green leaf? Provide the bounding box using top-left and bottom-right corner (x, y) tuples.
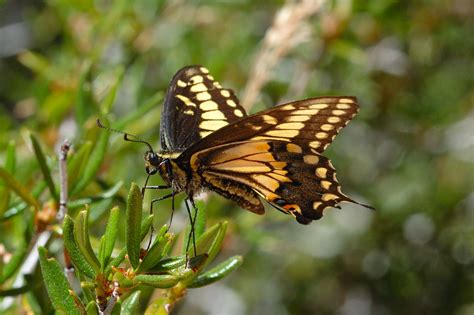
(114, 91), (163, 130)
(101, 66), (124, 114)
(144, 297), (169, 315)
(138, 227), (173, 273)
(126, 183), (143, 269)
(1, 181), (46, 221)
(17, 51), (51, 78)
(106, 214), (153, 275)
(86, 301), (99, 315)
(151, 256), (186, 272)
(0, 284), (32, 297)
(133, 274), (179, 288)
(193, 200), (207, 240)
(68, 181), (123, 212)
(63, 215), (96, 278)
(38, 247), (81, 314)
(68, 141), (93, 189)
(4, 140), (16, 172)
(0, 244), (27, 283)
(188, 222), (224, 257)
(112, 271), (134, 288)
(121, 291), (141, 315)
(74, 209), (100, 272)
(75, 61), (94, 127)
(111, 301), (122, 315)
(30, 133), (58, 201)
(71, 125), (109, 195)
(189, 256), (243, 288)
(0, 166), (40, 211)
(98, 206), (120, 270)
(0, 140), (16, 215)
(183, 221), (228, 283)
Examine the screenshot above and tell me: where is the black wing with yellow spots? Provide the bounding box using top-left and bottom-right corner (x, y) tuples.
(177, 97), (373, 224)
(160, 65), (247, 152)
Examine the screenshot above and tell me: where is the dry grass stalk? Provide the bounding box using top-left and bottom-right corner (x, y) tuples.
(242, 0), (326, 111)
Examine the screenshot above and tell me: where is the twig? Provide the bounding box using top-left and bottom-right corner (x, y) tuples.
(242, 0), (326, 110)
(56, 140), (76, 287)
(101, 281), (120, 315)
(57, 140), (71, 223)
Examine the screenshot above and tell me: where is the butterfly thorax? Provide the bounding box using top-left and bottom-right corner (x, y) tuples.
(156, 151), (203, 195)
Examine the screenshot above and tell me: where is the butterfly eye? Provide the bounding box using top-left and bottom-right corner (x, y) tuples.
(145, 151), (160, 165)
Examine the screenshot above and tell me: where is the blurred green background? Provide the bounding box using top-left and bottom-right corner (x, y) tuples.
(0, 0), (473, 314)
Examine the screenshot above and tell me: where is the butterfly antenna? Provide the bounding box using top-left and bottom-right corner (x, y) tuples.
(96, 119), (155, 153)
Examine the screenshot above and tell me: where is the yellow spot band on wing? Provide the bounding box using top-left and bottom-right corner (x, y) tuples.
(199, 120), (228, 130)
(176, 95), (196, 107)
(286, 143), (302, 153)
(276, 122), (305, 130)
(202, 110), (226, 120)
(315, 167), (327, 178)
(212, 160), (272, 173)
(252, 174), (280, 192)
(303, 155), (319, 164)
(265, 130), (299, 138)
(190, 83), (207, 92)
(196, 92), (211, 101)
(200, 100), (219, 111)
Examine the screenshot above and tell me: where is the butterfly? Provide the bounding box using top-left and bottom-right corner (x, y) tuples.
(139, 65), (373, 226)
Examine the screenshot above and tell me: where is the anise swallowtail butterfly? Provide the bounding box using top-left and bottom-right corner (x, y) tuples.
(139, 65), (373, 225)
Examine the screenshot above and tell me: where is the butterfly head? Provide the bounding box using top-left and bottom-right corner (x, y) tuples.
(144, 150), (162, 175)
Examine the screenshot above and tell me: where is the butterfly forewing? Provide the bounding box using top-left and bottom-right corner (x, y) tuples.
(160, 65), (247, 152)
(178, 97), (359, 161)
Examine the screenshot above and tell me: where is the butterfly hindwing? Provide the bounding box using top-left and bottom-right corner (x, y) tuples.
(188, 140), (365, 223)
(160, 65), (247, 152)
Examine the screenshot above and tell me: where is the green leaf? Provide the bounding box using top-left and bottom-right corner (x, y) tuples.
(68, 181), (123, 212)
(0, 181), (46, 222)
(71, 125), (109, 195)
(75, 61), (94, 127)
(151, 256), (187, 272)
(126, 183), (143, 269)
(63, 215), (97, 279)
(137, 226), (173, 273)
(4, 140), (16, 172)
(193, 200), (207, 240)
(0, 275), (37, 297)
(98, 206), (120, 270)
(100, 66), (125, 114)
(133, 274), (179, 288)
(68, 141), (93, 189)
(17, 51), (51, 78)
(74, 209), (101, 272)
(144, 297), (169, 315)
(30, 133), (58, 201)
(0, 140), (16, 216)
(86, 301), (99, 315)
(114, 91), (163, 130)
(106, 214), (153, 275)
(0, 166), (40, 211)
(189, 256), (243, 288)
(121, 291), (141, 315)
(0, 245), (27, 283)
(38, 247), (82, 314)
(183, 221), (228, 283)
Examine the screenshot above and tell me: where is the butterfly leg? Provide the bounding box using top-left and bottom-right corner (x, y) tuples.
(189, 197), (199, 254)
(184, 199), (198, 261)
(141, 185), (170, 195)
(144, 192), (174, 249)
